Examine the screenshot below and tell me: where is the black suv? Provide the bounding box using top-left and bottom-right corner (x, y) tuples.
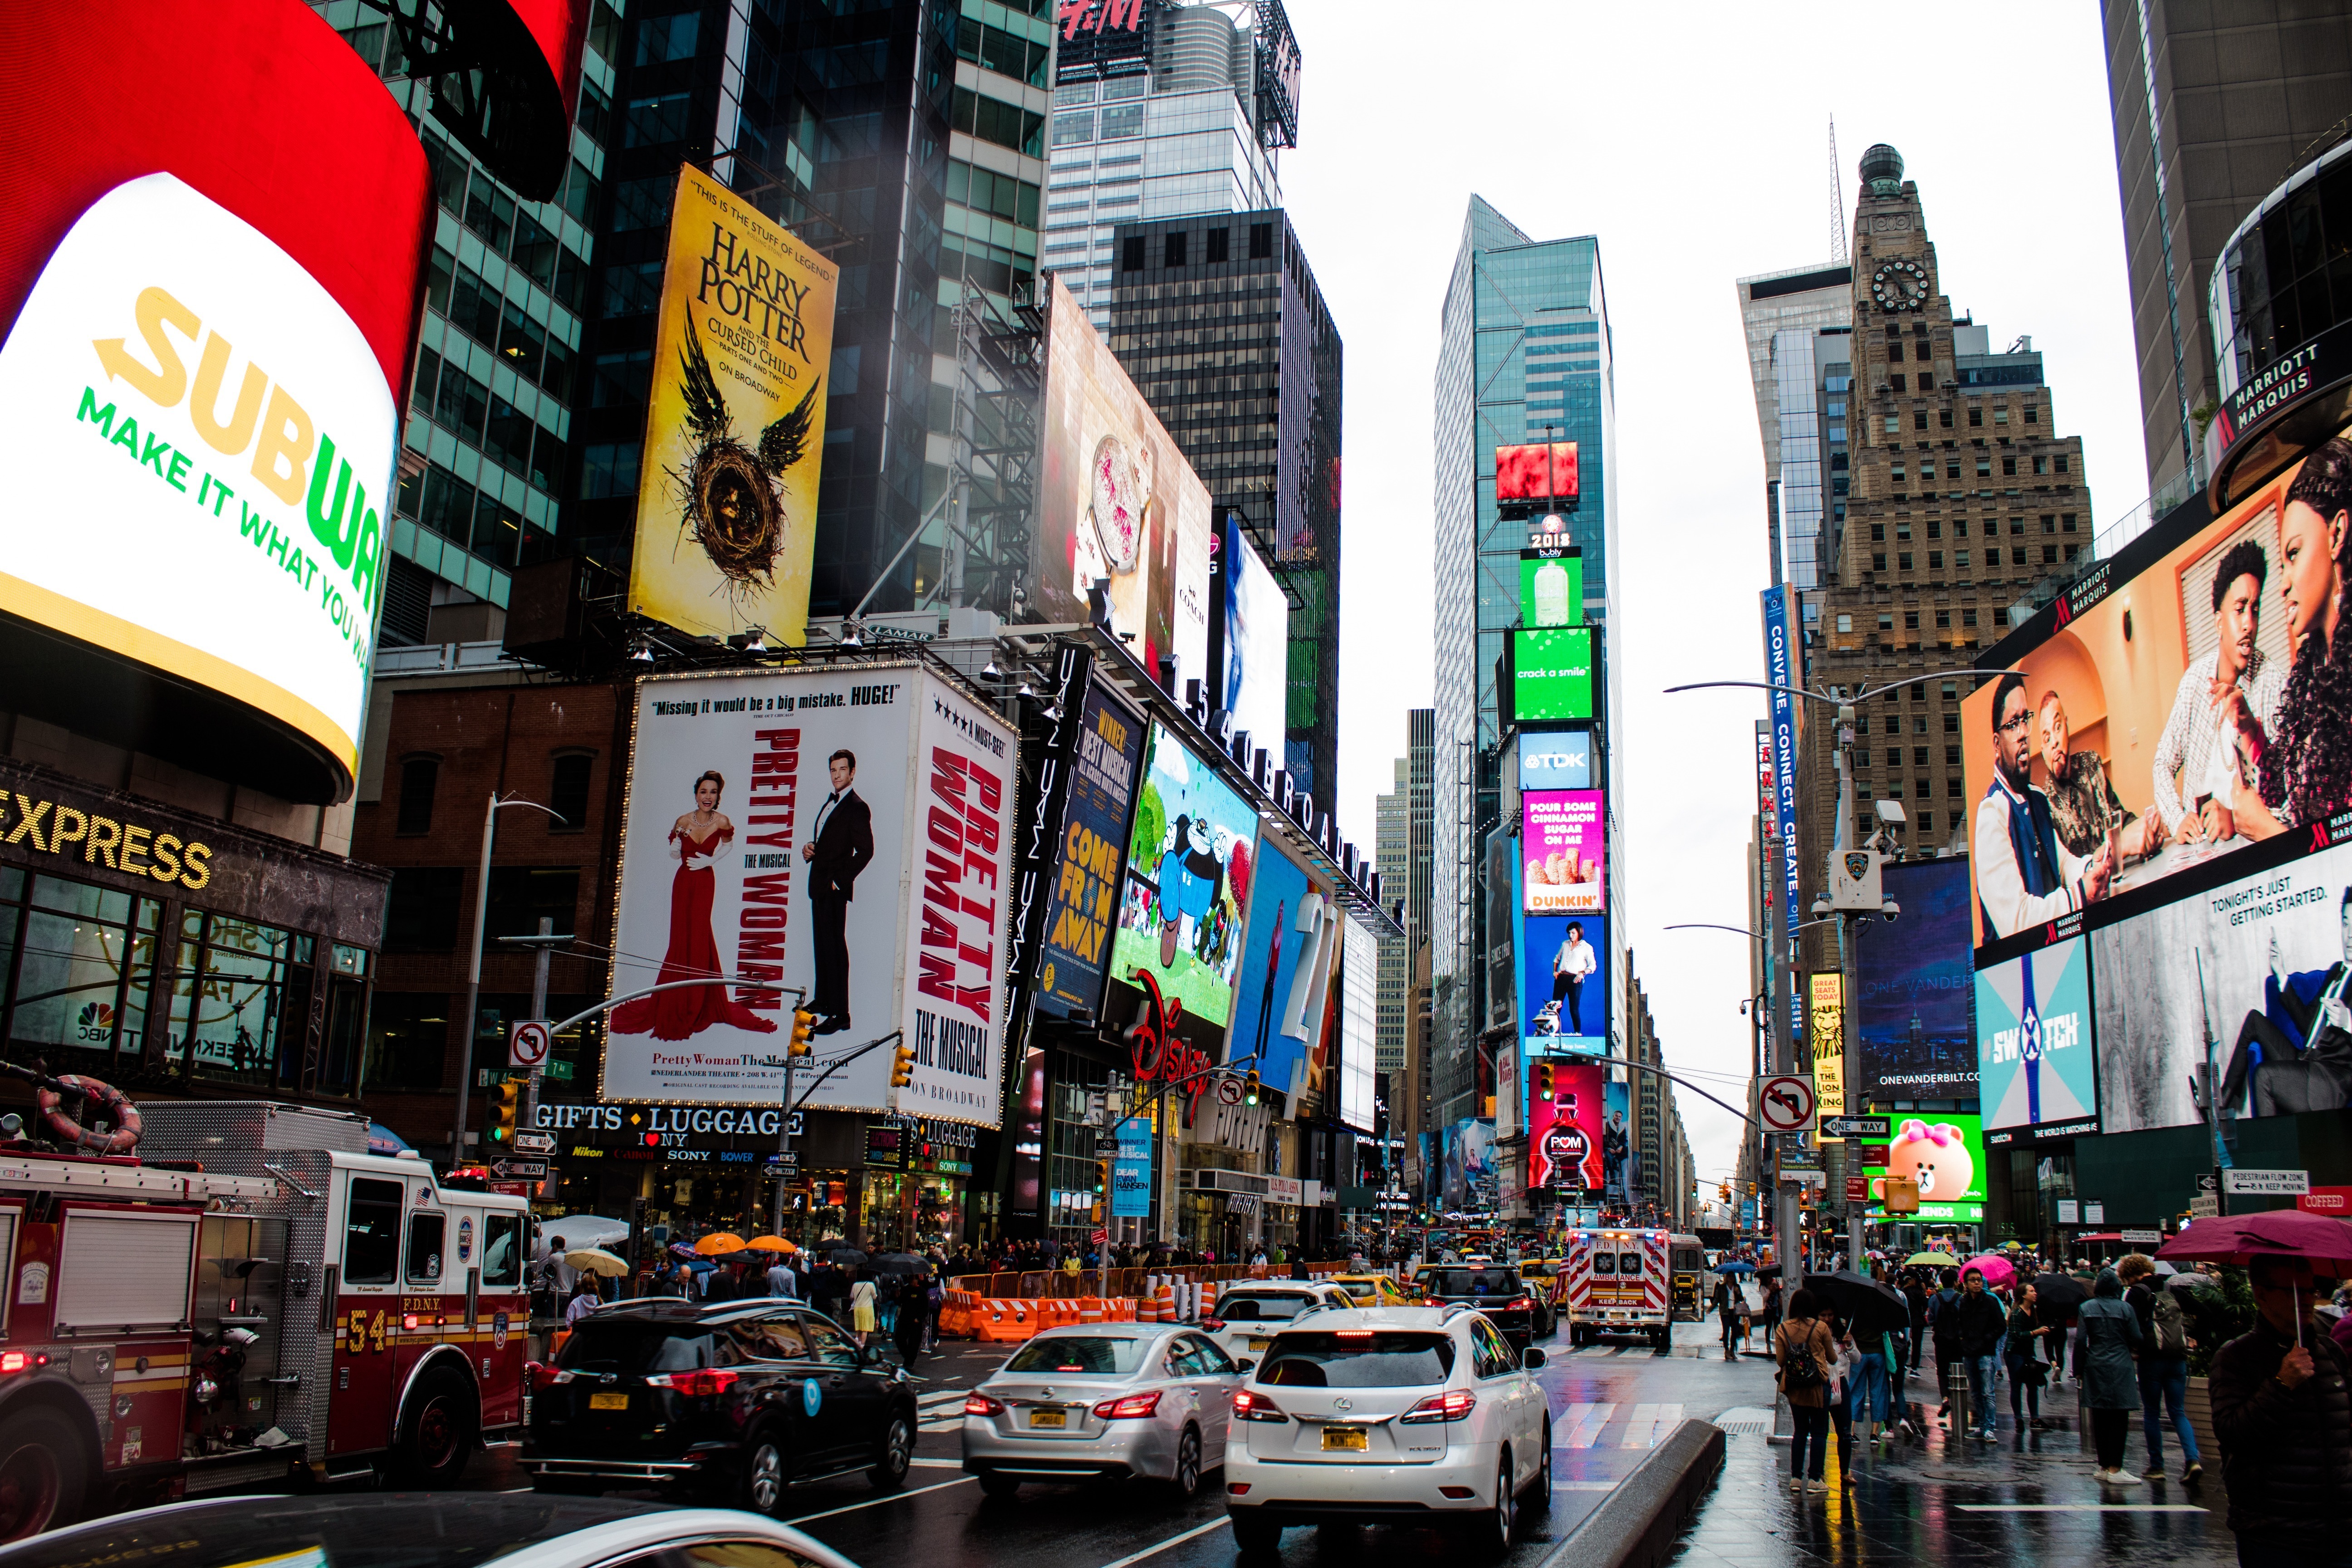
(524, 1300), (918, 1513)
(1420, 1266), (1543, 1348)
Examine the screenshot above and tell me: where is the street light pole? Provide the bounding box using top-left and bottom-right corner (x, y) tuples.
(451, 792), (560, 1164)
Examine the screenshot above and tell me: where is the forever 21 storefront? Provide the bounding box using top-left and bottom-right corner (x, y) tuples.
(0, 757), (387, 1096)
(533, 1097), (979, 1251)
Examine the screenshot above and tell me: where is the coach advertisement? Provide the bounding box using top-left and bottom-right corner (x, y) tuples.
(605, 666), (1016, 1125)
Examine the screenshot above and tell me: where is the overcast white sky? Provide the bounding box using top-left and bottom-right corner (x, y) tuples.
(1279, 2), (2145, 1191)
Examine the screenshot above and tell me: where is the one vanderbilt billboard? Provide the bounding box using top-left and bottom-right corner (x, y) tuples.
(0, 3), (440, 802)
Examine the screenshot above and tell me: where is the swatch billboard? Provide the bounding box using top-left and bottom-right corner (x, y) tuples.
(1978, 933), (2097, 1145)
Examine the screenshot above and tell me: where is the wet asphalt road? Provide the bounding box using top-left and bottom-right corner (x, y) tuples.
(435, 1320), (1769, 1568)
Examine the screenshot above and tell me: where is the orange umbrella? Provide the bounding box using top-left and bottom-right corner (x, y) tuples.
(695, 1232), (747, 1257)
(744, 1235), (799, 1254)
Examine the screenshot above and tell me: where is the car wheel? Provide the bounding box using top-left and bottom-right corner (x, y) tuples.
(391, 1366), (476, 1487)
(0, 1406), (86, 1541)
(1230, 1513), (1284, 1554)
(1173, 1425), (1204, 1498)
(1475, 1455), (1515, 1556)
(869, 1412), (913, 1491)
(740, 1436), (787, 1516)
(978, 1471), (1022, 1500)
(1529, 1421), (1553, 1513)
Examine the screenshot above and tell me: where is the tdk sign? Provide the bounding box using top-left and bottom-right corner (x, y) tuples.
(1519, 732), (1591, 790)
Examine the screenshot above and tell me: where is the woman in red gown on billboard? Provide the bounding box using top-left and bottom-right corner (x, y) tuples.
(611, 770), (778, 1040)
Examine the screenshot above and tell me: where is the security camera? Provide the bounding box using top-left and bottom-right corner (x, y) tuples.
(1881, 900), (1901, 923)
(1810, 897), (1831, 917)
(1873, 799), (1907, 826)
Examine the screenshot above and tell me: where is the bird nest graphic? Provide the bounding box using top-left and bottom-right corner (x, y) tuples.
(670, 314), (821, 596)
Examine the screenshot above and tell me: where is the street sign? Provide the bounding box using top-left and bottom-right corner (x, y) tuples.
(2058, 1199), (2079, 1223)
(1845, 1176), (1867, 1203)
(508, 1019), (552, 1070)
(2197, 1173), (2219, 1192)
(2190, 1194), (2220, 1218)
(1822, 1116), (1890, 1140)
(1758, 1076), (1816, 1134)
(1217, 1077), (1244, 1106)
(2121, 1228), (2162, 1244)
(488, 1160), (547, 1180)
(772, 1152), (799, 1175)
(1782, 1170), (1827, 1189)
(513, 1131), (556, 1154)
(2224, 1168), (2310, 1196)
(1779, 1145), (1823, 1171)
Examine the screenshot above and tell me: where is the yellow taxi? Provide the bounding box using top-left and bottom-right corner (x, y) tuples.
(1328, 1273), (1416, 1308)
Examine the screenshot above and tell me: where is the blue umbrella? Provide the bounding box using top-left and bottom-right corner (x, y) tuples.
(1714, 1260), (1757, 1275)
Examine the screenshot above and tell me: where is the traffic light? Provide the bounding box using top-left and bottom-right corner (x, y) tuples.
(1719, 1182), (1731, 1205)
(1244, 1068), (1260, 1106)
(789, 1009), (817, 1057)
(1093, 1160), (1109, 1223)
(890, 1039), (917, 1087)
(488, 1079), (522, 1144)
(1534, 1063), (1555, 1102)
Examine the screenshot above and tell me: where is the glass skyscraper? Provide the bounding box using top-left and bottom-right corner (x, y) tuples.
(1431, 197), (1618, 1127)
(1736, 265), (1853, 597)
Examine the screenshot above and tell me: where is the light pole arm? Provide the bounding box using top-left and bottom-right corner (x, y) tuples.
(451, 793), (565, 1163)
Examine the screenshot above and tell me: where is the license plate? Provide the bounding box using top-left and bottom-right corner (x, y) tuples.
(1322, 1426), (1367, 1452)
(589, 1392), (629, 1411)
(1029, 1408), (1066, 1429)
(1249, 1338), (1272, 1352)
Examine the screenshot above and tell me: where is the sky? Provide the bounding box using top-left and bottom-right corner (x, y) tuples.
(1278, 2), (2146, 1193)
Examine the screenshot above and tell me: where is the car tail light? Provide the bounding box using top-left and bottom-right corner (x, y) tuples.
(1092, 1391), (1162, 1420)
(1439, 1486), (1476, 1499)
(644, 1369), (740, 1397)
(1232, 1388), (1289, 1423)
(1227, 1482), (1251, 1495)
(1506, 1298), (1533, 1311)
(1399, 1390), (1477, 1425)
(1201, 1318), (1224, 1332)
(964, 1393), (1005, 1417)
(527, 1362), (574, 1390)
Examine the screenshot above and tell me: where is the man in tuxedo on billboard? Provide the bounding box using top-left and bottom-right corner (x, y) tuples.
(802, 749), (873, 1034)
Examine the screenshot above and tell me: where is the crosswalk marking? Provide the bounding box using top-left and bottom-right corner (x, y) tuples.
(1614, 1403), (1682, 1447)
(1561, 1402), (1615, 1447)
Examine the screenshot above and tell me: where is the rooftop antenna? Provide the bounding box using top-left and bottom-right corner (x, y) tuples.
(1829, 116), (1848, 263)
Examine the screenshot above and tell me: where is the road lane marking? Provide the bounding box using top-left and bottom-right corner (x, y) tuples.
(786, 1476), (974, 1523)
(1957, 1505), (2207, 1513)
(1558, 1483), (1617, 1491)
(911, 1458), (962, 1468)
(1092, 1516), (1231, 1568)
(1619, 1404), (1661, 1447)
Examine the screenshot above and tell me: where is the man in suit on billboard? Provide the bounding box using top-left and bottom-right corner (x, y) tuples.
(802, 749), (873, 1034)
(2210, 889), (2352, 1116)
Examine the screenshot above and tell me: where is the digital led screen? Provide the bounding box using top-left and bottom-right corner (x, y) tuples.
(1511, 625), (1595, 722)
(1979, 932), (2097, 1144)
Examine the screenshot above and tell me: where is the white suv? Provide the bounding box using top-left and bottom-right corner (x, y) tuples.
(1222, 1305), (1552, 1556)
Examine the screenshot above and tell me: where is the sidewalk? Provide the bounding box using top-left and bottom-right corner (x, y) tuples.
(1671, 1367), (2235, 1568)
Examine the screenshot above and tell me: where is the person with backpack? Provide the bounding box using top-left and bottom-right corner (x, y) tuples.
(1776, 1288), (1837, 1494)
(2119, 1252), (2203, 1483)
(1927, 1267), (1966, 1425)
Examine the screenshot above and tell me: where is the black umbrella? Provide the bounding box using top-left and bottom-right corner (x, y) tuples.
(871, 1252), (926, 1274)
(1804, 1270), (1910, 1339)
(2030, 1272), (2088, 1317)
(827, 1247), (870, 1269)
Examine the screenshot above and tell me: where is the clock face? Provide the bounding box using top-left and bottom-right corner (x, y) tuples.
(1872, 260), (1928, 311)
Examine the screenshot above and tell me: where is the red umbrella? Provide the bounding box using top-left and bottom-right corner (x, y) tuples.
(2156, 1210), (2352, 1274)
(2158, 1211), (2352, 1348)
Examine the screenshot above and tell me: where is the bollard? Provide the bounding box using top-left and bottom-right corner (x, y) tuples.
(1947, 1360), (1969, 1439)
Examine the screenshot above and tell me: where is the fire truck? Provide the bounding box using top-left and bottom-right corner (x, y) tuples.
(0, 1090), (530, 1539)
(1558, 1227), (1673, 1353)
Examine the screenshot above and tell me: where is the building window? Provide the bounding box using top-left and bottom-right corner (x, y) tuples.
(580, 441), (641, 500)
(2025, 405), (2039, 424)
(609, 175), (675, 232)
(1206, 227), (1229, 264)
(1164, 230), (1187, 268)
(1873, 554), (1887, 572)
(1929, 551), (1944, 569)
(2041, 514), (2056, 534)
(1963, 608), (1979, 627)
(2033, 455), (2048, 475)
(1969, 405), (1983, 427)
(363, 992), (448, 1091)
(1884, 416), (1899, 434)
(2044, 545), (2059, 564)
(1051, 110), (1094, 147)
(1994, 405), (2010, 426)
(1935, 609), (1951, 627)
(1899, 552), (1914, 570)
(2055, 454), (2070, 474)
(1098, 102), (1142, 140)
(1871, 524), (1885, 541)
(1891, 374), (1906, 392)
(1250, 222), (1273, 260)
(1877, 612), (1894, 630)
(397, 757), (439, 836)
(1905, 611), (1920, 630)
(1121, 235), (1145, 271)
(172, 911), (301, 1086)
(1918, 373), (1934, 391)
(1955, 549), (1970, 568)
(549, 753), (594, 830)
(1940, 408), (1953, 428)
(385, 868), (464, 953)
(623, 92), (693, 147)
(2062, 513), (2077, 532)
(1837, 614), (1852, 632)
(1914, 409), (1929, 429)
(634, 11), (698, 64)
(0, 869), (164, 1061)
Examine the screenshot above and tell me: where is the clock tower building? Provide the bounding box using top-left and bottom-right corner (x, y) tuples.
(1796, 145), (2091, 972)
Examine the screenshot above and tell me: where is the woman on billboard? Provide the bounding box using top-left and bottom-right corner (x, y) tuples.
(2243, 439), (2352, 833)
(612, 770), (779, 1041)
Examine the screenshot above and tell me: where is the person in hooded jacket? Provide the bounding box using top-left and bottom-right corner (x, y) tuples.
(2210, 1253), (2352, 1567)
(2078, 1267), (2146, 1485)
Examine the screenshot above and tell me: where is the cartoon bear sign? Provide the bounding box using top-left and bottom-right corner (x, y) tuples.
(1872, 1119), (1975, 1204)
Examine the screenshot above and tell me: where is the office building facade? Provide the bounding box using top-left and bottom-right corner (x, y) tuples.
(1431, 197), (1619, 1128)
(1107, 207), (1341, 798)
(2103, 2), (2352, 500)
(1737, 264), (1853, 596)
(1044, 0), (1294, 332)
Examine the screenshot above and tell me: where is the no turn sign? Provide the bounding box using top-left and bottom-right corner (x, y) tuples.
(1759, 1075), (1816, 1134)
(1216, 1076), (1244, 1106)
(508, 1019), (553, 1070)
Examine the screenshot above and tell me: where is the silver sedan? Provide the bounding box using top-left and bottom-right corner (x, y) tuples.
(961, 1323), (1246, 1499)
